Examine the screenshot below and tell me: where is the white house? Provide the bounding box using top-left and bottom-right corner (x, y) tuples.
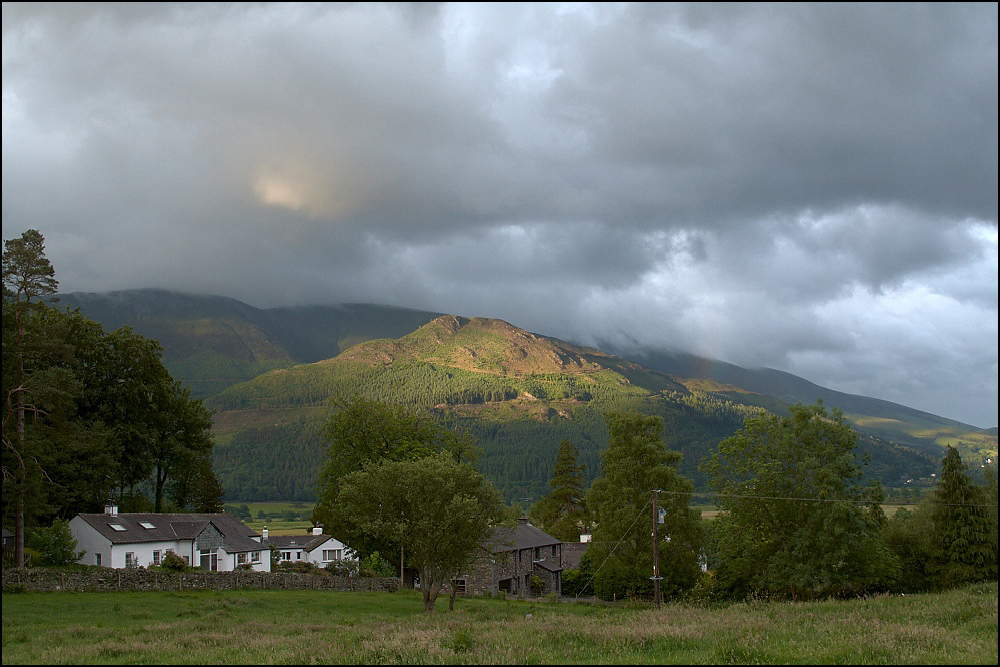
(266, 527), (354, 567)
(69, 503), (270, 572)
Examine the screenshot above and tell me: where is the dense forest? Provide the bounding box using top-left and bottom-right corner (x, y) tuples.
(3, 231), (222, 566)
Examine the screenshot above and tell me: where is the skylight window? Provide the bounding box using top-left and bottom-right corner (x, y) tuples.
(139, 522), (156, 529)
(109, 524), (126, 532)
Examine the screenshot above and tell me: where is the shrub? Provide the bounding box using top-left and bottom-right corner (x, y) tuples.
(325, 559), (358, 577)
(359, 551), (396, 578)
(26, 520), (83, 566)
(275, 561), (316, 574)
(160, 551), (188, 571)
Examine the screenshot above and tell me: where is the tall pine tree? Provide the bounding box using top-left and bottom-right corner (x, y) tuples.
(2, 229), (58, 566)
(530, 438), (589, 541)
(930, 446), (997, 587)
(587, 412), (703, 599)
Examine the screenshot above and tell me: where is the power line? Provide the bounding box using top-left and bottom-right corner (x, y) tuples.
(658, 489), (995, 508)
(573, 494), (652, 602)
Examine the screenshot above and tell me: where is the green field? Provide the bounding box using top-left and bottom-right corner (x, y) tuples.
(2, 582), (996, 664)
(224, 501), (315, 535)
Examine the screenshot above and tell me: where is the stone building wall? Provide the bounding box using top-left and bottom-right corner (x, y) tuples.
(561, 542), (591, 570)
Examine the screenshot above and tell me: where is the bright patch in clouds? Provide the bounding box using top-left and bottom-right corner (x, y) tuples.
(2, 3), (996, 427)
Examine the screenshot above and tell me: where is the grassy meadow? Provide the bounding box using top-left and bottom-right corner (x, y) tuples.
(2, 582), (996, 664)
(227, 501), (315, 536)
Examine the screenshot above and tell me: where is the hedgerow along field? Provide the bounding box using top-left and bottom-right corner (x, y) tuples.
(2, 583), (996, 664)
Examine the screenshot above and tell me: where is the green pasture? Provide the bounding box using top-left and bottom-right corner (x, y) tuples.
(691, 504), (916, 520)
(224, 500), (316, 536)
(2, 582), (995, 664)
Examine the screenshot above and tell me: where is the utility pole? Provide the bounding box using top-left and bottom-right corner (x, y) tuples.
(651, 489), (663, 609)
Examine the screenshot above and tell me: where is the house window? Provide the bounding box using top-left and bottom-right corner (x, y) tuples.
(109, 523), (126, 532)
(95, 553), (102, 566)
(534, 547), (540, 560)
(125, 552), (137, 568)
(152, 550), (161, 565)
(322, 549), (342, 562)
(296, 551), (303, 560)
(251, 551), (261, 563)
(281, 551), (292, 561)
(551, 545), (557, 558)
(237, 553), (248, 566)
(139, 521), (156, 529)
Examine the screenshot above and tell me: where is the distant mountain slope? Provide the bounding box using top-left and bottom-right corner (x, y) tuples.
(53, 289), (444, 396)
(612, 347), (995, 459)
(210, 315), (938, 501)
(51, 290), (993, 500)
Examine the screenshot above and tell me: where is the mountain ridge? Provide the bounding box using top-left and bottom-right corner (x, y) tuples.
(50, 289), (996, 493)
(207, 313), (940, 500)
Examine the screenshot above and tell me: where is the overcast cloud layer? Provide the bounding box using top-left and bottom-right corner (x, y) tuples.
(3, 3), (997, 427)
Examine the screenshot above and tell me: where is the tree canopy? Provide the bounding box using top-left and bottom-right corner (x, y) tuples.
(3, 229), (221, 560)
(929, 446), (997, 587)
(586, 412), (703, 599)
(702, 401), (897, 598)
(312, 395), (478, 552)
(333, 452), (504, 612)
(529, 438), (589, 541)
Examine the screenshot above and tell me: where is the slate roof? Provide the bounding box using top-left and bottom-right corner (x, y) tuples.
(75, 512), (264, 553)
(534, 559), (563, 573)
(266, 534), (335, 552)
(484, 520), (561, 553)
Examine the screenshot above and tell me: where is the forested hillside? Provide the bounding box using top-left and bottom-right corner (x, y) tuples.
(609, 346), (995, 460)
(53, 289), (444, 397)
(51, 290), (992, 501)
(210, 316), (937, 501)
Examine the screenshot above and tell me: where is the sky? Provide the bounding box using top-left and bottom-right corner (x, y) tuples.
(3, 3), (997, 428)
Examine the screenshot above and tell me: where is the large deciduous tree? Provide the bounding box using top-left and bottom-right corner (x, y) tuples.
(312, 395), (478, 555)
(334, 452), (504, 612)
(586, 412), (703, 600)
(702, 401), (897, 599)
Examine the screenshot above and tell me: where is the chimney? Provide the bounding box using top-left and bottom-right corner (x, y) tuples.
(104, 501), (118, 516)
(312, 526), (323, 536)
(262, 526), (268, 541)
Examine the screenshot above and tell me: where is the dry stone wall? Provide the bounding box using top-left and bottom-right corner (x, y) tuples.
(2, 567), (400, 593)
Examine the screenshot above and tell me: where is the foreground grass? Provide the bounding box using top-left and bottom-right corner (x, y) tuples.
(2, 582), (996, 664)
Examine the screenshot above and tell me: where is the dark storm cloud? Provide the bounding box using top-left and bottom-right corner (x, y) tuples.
(3, 3), (996, 427)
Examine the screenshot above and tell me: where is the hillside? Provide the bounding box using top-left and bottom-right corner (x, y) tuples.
(51, 289), (992, 500)
(611, 347), (997, 462)
(52, 289), (444, 396)
(209, 315), (938, 501)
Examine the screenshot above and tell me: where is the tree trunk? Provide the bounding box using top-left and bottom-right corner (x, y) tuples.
(155, 463), (168, 513)
(449, 580), (458, 611)
(421, 571), (442, 613)
(15, 310), (26, 567)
